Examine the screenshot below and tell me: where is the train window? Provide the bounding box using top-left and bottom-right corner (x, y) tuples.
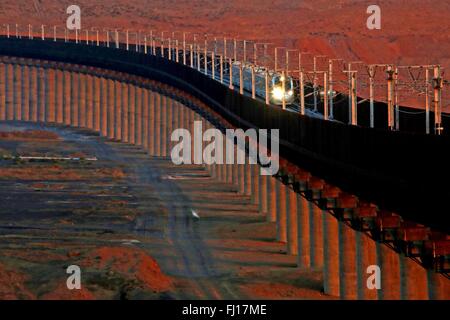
(272, 75), (293, 90)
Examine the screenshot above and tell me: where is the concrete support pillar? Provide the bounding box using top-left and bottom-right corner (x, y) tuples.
(212, 122), (219, 177)
(356, 232), (378, 300)
(376, 243), (401, 299)
(400, 255), (429, 300)
(47, 68), (56, 123)
(323, 211), (340, 296)
(142, 89), (149, 150)
(114, 80), (122, 140)
(62, 69), (70, 125)
(287, 188), (298, 255)
(22, 65), (30, 122)
(166, 97), (173, 152)
(154, 93), (161, 156)
(14, 64), (22, 120)
(258, 174), (268, 214)
(216, 128), (222, 179)
(276, 180), (287, 243)
(93, 77), (101, 133)
(251, 164), (260, 205)
(121, 83), (129, 142)
(218, 134), (225, 182)
(148, 91), (156, 155)
(204, 120), (213, 175)
(427, 270), (450, 300)
(339, 222), (358, 299)
(71, 72), (78, 127)
(135, 87), (143, 146)
(85, 74), (93, 129)
(309, 203), (324, 269)
(6, 64), (13, 120)
(0, 63), (5, 120)
(79, 73), (86, 127)
(161, 95), (168, 157)
(238, 164), (245, 194)
(244, 163), (252, 196)
(55, 69), (63, 124)
(267, 176), (277, 222)
(100, 77), (108, 135)
(129, 85), (136, 144)
(107, 78), (115, 139)
(227, 163), (233, 184)
(187, 106), (194, 163)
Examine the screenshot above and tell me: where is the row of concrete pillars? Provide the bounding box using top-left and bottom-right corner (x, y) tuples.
(203, 156), (449, 300)
(0, 61), (448, 300)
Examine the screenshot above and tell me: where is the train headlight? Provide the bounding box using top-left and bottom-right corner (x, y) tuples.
(272, 87), (284, 101)
(288, 90), (293, 96)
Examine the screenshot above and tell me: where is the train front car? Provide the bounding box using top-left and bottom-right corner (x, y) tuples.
(269, 74), (295, 106)
(230, 62), (296, 107)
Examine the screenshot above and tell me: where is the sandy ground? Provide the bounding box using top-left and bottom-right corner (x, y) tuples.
(0, 0), (448, 69)
(0, 121), (329, 300)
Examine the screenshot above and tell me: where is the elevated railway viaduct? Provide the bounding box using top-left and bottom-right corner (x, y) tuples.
(0, 37), (449, 299)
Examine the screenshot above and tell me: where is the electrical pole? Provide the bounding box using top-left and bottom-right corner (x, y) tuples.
(386, 65), (395, 130)
(344, 65), (358, 125)
(313, 56), (327, 112)
(351, 71), (357, 125)
(190, 44), (194, 68)
(299, 53), (306, 115)
(168, 37), (172, 60)
(329, 60), (334, 119)
(220, 54), (224, 83)
(204, 35), (208, 75)
(193, 34), (197, 67)
(281, 70), (286, 110)
(239, 63), (244, 95)
(314, 57), (318, 112)
(251, 65), (256, 99)
(425, 68), (430, 134)
(433, 65), (443, 135)
(229, 57), (234, 90)
(395, 67), (400, 131)
(324, 72), (329, 120)
(211, 46), (215, 79)
(144, 35), (147, 54)
(243, 40), (247, 63)
(183, 32), (189, 65)
(150, 30), (155, 55)
(368, 65), (375, 128)
(328, 59), (343, 120)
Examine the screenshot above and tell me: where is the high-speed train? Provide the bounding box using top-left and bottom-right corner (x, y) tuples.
(230, 61), (295, 106)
